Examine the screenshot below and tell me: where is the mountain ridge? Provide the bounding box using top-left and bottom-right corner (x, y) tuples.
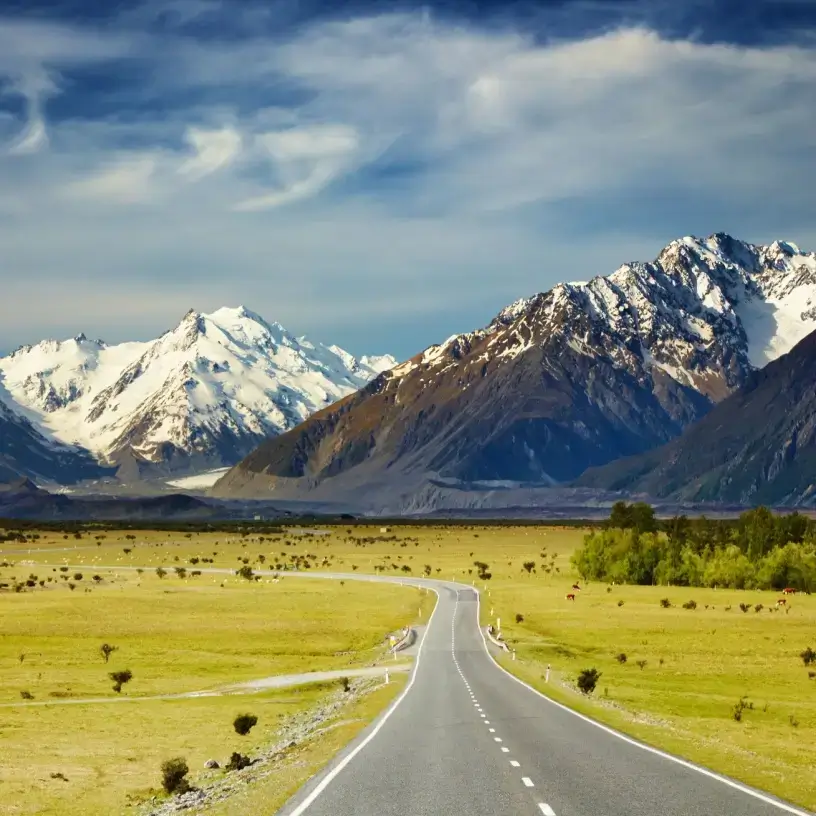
(0, 307), (395, 482)
(213, 232), (816, 508)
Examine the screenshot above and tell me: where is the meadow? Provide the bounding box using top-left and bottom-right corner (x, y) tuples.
(2, 522), (815, 812)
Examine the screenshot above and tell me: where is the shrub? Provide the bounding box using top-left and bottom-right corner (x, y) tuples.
(733, 697), (749, 722)
(100, 643), (118, 663)
(636, 659), (647, 670)
(801, 647), (816, 666)
(808, 671), (815, 679)
(156, 567), (167, 579)
(754, 603), (763, 613)
(739, 603), (750, 613)
(20, 690), (33, 699)
(617, 599), (624, 607)
(160, 757), (190, 795)
(236, 565), (254, 581)
(225, 752), (251, 772)
(174, 567), (187, 578)
(615, 653), (627, 664)
(93, 575), (102, 583)
(789, 714), (799, 728)
(682, 600), (697, 610)
(515, 613), (524, 624)
(577, 667), (601, 695)
(109, 669), (133, 693)
(340, 676), (351, 692)
(233, 713), (258, 735)
(73, 573), (83, 581)
(659, 598), (671, 608)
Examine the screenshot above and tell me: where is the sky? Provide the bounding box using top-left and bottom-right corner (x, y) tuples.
(0, 0), (815, 360)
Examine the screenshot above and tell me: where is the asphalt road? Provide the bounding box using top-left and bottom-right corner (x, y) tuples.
(277, 578), (812, 816)
(52, 565), (811, 815)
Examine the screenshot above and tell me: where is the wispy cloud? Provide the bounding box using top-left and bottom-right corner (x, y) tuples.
(0, 3), (815, 357)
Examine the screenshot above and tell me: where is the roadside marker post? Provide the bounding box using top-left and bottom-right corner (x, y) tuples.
(385, 669), (390, 685)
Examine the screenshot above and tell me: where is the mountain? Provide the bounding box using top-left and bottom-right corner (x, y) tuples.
(0, 307), (395, 481)
(213, 233), (816, 507)
(576, 327), (816, 505)
(0, 384), (111, 484)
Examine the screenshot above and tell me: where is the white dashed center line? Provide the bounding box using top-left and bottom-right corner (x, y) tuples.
(522, 777), (534, 788)
(538, 805), (556, 816)
(510, 760), (520, 767)
(500, 746), (509, 753)
(494, 737), (502, 743)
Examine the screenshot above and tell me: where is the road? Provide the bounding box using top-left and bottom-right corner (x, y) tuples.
(277, 579), (811, 816)
(50, 564), (811, 815)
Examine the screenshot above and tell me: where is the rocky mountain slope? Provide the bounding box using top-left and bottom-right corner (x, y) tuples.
(0, 385), (110, 484)
(213, 233), (816, 504)
(576, 327), (816, 506)
(0, 307), (394, 481)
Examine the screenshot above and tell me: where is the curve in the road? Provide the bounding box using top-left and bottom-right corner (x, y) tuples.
(40, 564), (814, 816)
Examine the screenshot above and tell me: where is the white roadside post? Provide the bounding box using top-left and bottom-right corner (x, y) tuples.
(385, 669), (390, 685)
(546, 664), (551, 683)
(512, 650), (516, 661)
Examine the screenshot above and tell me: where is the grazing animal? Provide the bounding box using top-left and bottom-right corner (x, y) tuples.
(571, 583), (581, 591)
(781, 587), (797, 595)
(776, 598), (787, 607)
(566, 593), (576, 601)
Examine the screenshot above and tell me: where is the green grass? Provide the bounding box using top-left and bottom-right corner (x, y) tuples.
(3, 524), (816, 811)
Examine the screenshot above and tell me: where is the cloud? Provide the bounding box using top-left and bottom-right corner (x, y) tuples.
(0, 5), (815, 359)
(178, 125), (242, 180)
(234, 124), (360, 211)
(62, 155), (158, 204)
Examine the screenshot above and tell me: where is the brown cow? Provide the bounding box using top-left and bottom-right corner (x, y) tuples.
(782, 587), (797, 595)
(566, 593), (576, 601)
(776, 598), (787, 607)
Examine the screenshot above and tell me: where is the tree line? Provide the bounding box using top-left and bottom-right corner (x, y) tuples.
(573, 502), (816, 591)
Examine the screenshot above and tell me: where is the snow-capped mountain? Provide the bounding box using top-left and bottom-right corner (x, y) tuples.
(215, 233), (816, 504)
(0, 306), (395, 479)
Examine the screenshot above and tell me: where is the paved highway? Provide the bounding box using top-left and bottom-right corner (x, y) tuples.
(56, 565), (810, 815)
(278, 578), (811, 816)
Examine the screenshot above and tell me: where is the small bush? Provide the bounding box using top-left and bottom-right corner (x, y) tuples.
(682, 600), (697, 610)
(577, 667), (601, 695)
(739, 603), (750, 613)
(339, 676), (351, 692)
(789, 714), (799, 728)
(156, 567), (167, 579)
(615, 653), (627, 664)
(225, 752), (251, 772)
(20, 690), (33, 699)
(233, 713), (258, 735)
(801, 647), (816, 666)
(100, 643), (118, 663)
(236, 565), (254, 581)
(733, 697), (749, 722)
(617, 599), (624, 607)
(73, 573), (83, 581)
(636, 659), (647, 670)
(109, 669), (133, 693)
(161, 757), (190, 795)
(659, 598), (671, 608)
(515, 613), (524, 624)
(808, 671), (815, 679)
(754, 604), (763, 613)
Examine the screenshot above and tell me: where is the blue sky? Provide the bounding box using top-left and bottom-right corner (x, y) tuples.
(1, 0), (815, 359)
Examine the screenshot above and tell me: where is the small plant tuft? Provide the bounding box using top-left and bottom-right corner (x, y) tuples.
(100, 643), (118, 664)
(636, 659), (647, 670)
(659, 598), (671, 608)
(109, 669), (133, 693)
(682, 600), (697, 610)
(515, 613), (524, 624)
(800, 646), (816, 666)
(226, 752), (252, 772)
(615, 653), (627, 664)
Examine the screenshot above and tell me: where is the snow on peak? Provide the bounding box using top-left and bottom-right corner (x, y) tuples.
(0, 308), (395, 469)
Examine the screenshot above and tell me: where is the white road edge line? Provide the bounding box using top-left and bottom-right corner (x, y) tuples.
(284, 585), (442, 816)
(474, 590), (811, 816)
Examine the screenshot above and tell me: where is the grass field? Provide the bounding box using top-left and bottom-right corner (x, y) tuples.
(3, 523), (815, 811)
(0, 544), (427, 814)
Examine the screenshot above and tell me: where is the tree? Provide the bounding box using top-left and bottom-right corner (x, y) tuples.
(100, 643), (117, 664)
(522, 561), (535, 574)
(236, 565), (255, 580)
(155, 567), (167, 579)
(109, 669), (133, 693)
